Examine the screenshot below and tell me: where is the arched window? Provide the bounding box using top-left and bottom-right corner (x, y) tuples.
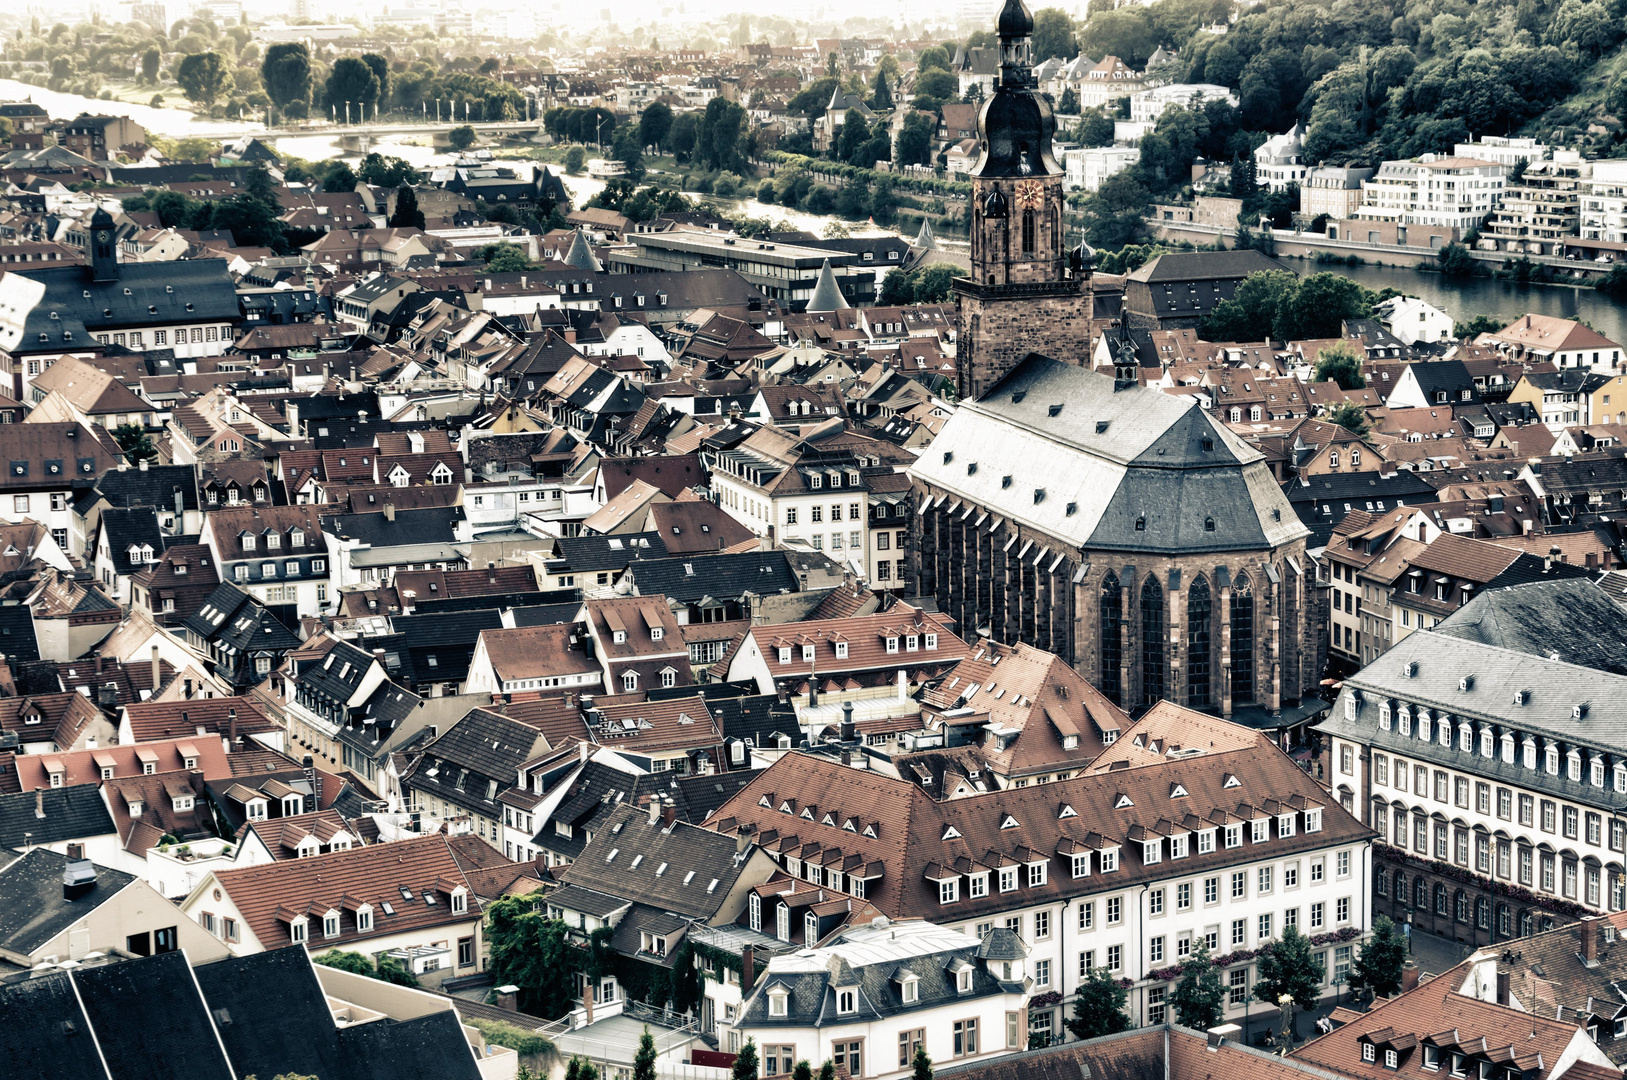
(1188, 575), (1211, 709)
(1140, 575), (1165, 708)
(1100, 572), (1122, 705)
(1414, 876), (1428, 909)
(1021, 209), (1036, 255)
(1455, 890), (1469, 923)
(1435, 883), (1449, 915)
(1475, 896), (1490, 929)
(1231, 573), (1255, 704)
(1393, 872), (1406, 904)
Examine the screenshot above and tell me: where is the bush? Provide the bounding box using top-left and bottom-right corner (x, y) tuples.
(757, 179), (776, 203)
(472, 1019), (556, 1057)
(713, 171), (743, 197)
(564, 146), (586, 173)
(448, 125), (477, 151)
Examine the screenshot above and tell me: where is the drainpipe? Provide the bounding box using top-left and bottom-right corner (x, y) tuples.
(1137, 881), (1150, 1026)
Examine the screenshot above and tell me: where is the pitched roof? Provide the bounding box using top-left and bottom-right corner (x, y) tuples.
(10, 734), (228, 791)
(557, 801), (760, 919)
(705, 703), (1364, 920)
(625, 550), (799, 604)
(208, 834), (477, 950)
(0, 848), (137, 955)
(643, 499), (755, 554)
(72, 948), (236, 1080)
(121, 696), (276, 742)
(476, 624), (599, 682)
(0, 783), (118, 850)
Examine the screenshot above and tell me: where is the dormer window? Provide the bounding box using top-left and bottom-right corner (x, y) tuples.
(778, 647), (792, 664)
(886, 636), (899, 653)
(1386, 1050), (1398, 1069)
(956, 967), (972, 992)
(802, 644), (815, 662)
(242, 534), (256, 550)
(769, 989), (789, 1017)
(901, 974), (919, 1003)
(1363, 1045), (1376, 1063)
(613, 630), (627, 644)
(290, 916), (308, 943)
(324, 910), (341, 938)
(835, 641), (849, 659)
(290, 529), (304, 547)
(267, 532), (281, 549)
(451, 888), (467, 914)
(837, 989), (857, 1014)
(356, 905), (373, 932)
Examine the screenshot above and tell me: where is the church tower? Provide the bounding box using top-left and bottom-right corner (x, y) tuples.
(954, 0), (1104, 401)
(88, 204), (119, 284)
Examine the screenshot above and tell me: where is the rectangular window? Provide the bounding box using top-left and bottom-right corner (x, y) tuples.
(1258, 867), (1273, 894)
(1079, 901), (1093, 931)
(1149, 936), (1164, 964)
(1177, 882), (1192, 911)
(1259, 913), (1273, 940)
(1231, 872), (1246, 899)
(1078, 950), (1095, 977)
(1205, 876), (1218, 904)
(1106, 944), (1121, 971)
(899, 1031), (924, 1069)
(1229, 968), (1248, 1006)
(1310, 902), (1325, 929)
(1106, 896), (1121, 925)
(1231, 918), (1246, 946)
(953, 1020), (978, 1058)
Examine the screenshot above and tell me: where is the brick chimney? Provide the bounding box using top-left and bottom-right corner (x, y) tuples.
(151, 644), (161, 692)
(661, 798), (677, 829)
(1496, 968), (1511, 1006)
(740, 944), (755, 994)
(1582, 916), (1602, 965)
(495, 985), (519, 1012)
(1401, 960), (1420, 993)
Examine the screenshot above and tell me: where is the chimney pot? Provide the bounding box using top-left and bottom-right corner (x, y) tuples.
(662, 798), (677, 829)
(1496, 968), (1511, 1006)
(648, 796), (661, 826)
(1401, 960), (1420, 993)
(741, 944), (755, 994)
(1582, 916), (1602, 964)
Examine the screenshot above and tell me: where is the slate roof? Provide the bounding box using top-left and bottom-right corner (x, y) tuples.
(599, 455), (706, 499)
(908, 355), (1305, 556)
(0, 422), (118, 491)
(0, 604), (40, 662)
(321, 505), (466, 548)
(624, 550), (799, 603)
(1128, 249), (1294, 284)
(737, 921), (1007, 1028)
(551, 531), (667, 570)
(0, 783), (117, 849)
(1433, 578), (1627, 676)
(644, 500), (755, 554)
(557, 802), (758, 920)
(88, 463), (200, 512)
(3, 259), (237, 353)
(0, 970), (112, 1080)
(402, 709), (548, 819)
(191, 947), (349, 1080)
(72, 948), (236, 1080)
(0, 848), (136, 955)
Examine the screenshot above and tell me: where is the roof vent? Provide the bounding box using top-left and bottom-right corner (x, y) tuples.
(1096, 421), (1110, 434)
(1403, 661), (1417, 678)
(1575, 701), (1591, 719)
(1513, 689), (1529, 706)
(1459, 675), (1475, 692)
(1048, 403), (1063, 417)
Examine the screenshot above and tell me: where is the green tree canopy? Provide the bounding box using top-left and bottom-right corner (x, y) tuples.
(895, 111), (936, 167)
(1066, 967), (1132, 1040)
(1253, 925), (1324, 1013)
(1032, 8), (1077, 61)
(871, 68), (894, 110)
(447, 124), (477, 151)
(1348, 914), (1407, 999)
(911, 1045), (933, 1080)
(176, 51), (232, 104)
(635, 1028), (658, 1080)
(1081, 171), (1150, 248)
(1168, 947), (1227, 1032)
(325, 56), (380, 115)
(141, 47), (161, 83)
(1314, 340), (1366, 389)
(387, 186), (425, 229)
(640, 101), (674, 153)
(260, 42), (309, 109)
(732, 1039), (760, 1080)
(113, 424), (157, 465)
(361, 53), (390, 107)
(1327, 401), (1371, 436)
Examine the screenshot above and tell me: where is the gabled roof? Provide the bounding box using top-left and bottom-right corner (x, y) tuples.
(72, 949), (236, 1080)
(0, 848), (136, 955)
(0, 783), (117, 849)
(208, 834), (476, 950)
(624, 550), (799, 604)
(558, 802), (759, 919)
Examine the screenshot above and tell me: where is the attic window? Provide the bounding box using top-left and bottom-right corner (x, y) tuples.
(1033, 489), (1045, 504)
(943, 451), (953, 465)
(1135, 515), (1146, 531)
(1048, 404), (1064, 417)
(1204, 516), (1216, 532)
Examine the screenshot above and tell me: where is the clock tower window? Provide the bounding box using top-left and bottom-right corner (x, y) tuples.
(1022, 210), (1036, 255)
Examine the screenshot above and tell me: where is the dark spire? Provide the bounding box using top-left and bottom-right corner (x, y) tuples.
(88, 204), (118, 284)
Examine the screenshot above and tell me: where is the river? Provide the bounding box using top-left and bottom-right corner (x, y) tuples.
(1292, 260), (1627, 346)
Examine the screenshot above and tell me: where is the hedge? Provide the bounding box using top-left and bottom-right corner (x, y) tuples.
(471, 1019), (556, 1057)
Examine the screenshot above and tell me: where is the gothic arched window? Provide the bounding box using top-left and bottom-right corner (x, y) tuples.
(1140, 575), (1165, 708)
(1100, 571), (1122, 705)
(1021, 209), (1036, 255)
(1188, 575), (1211, 709)
(1232, 573), (1255, 705)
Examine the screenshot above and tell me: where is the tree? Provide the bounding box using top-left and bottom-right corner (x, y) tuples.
(1058, 86), (1079, 114)
(448, 125), (477, 151)
(1169, 948), (1227, 1032)
(320, 161), (358, 193)
(732, 1039), (760, 1080)
(669, 111), (700, 162)
(895, 111), (935, 167)
(612, 124), (646, 181)
(207, 194), (286, 252)
(913, 264), (959, 303)
(1314, 340), (1366, 389)
(792, 1062), (813, 1080)
(485, 896), (582, 1019)
(325, 57), (380, 116)
(838, 108), (870, 163)
(1327, 401), (1371, 436)
(640, 101), (673, 153)
(911, 1045), (933, 1080)
(176, 51), (232, 105)
(1253, 926), (1324, 1017)
(141, 47), (161, 84)
(481, 243), (533, 272)
(1454, 313), (1503, 338)
(564, 146), (587, 173)
(1081, 172), (1149, 248)
(1348, 915), (1407, 999)
(1277, 272), (1370, 341)
(388, 186), (424, 229)
(113, 424), (156, 465)
(872, 68), (894, 110)
(635, 1028), (658, 1080)
(668, 940), (702, 1014)
(1198, 269), (1296, 343)
(1066, 967), (1131, 1040)
(699, 98), (748, 172)
(1437, 242), (1476, 277)
(817, 1063), (835, 1080)
(361, 53), (390, 110)
(918, 46), (951, 73)
(1072, 107), (1114, 147)
(1032, 8), (1076, 62)
(260, 42), (310, 110)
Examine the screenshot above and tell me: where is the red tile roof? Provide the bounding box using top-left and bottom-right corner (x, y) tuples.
(207, 834), (479, 950)
(13, 734), (229, 791)
(122, 696), (276, 743)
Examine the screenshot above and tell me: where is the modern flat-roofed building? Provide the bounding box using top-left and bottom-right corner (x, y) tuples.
(608, 231), (876, 311)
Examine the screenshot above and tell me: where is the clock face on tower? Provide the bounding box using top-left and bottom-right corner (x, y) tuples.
(96, 230), (110, 242)
(1013, 180), (1044, 211)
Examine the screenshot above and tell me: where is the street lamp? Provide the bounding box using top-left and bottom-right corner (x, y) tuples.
(1277, 993), (1294, 1053)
